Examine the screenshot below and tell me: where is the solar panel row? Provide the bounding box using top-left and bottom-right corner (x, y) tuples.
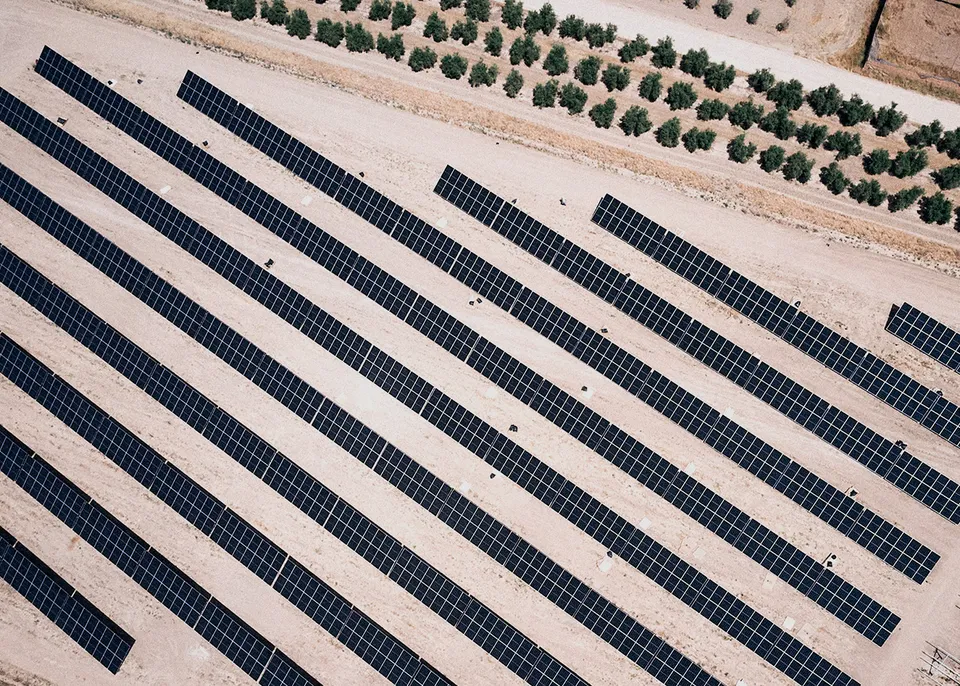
(0, 343), (453, 686)
(432, 169), (960, 527)
(0, 82), (852, 686)
(168, 70), (938, 594)
(589, 196), (960, 450)
(886, 304), (960, 375)
(131, 67), (904, 660)
(0, 67), (904, 651)
(0, 249), (574, 686)
(0, 426), (319, 686)
(0, 186), (726, 686)
(168, 72), (936, 594)
(0, 148), (724, 686)
(0, 516), (134, 673)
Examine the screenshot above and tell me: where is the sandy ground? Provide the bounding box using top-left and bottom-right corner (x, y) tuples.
(605, 0), (876, 63)
(0, 3), (958, 686)
(875, 0), (960, 86)
(523, 0), (960, 125)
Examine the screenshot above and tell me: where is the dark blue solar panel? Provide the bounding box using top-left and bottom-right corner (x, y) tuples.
(0, 500), (133, 674)
(434, 169), (960, 531)
(590, 194), (960, 449)
(886, 304), (960, 374)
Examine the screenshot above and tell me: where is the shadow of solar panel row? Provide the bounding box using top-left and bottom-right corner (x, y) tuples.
(0, 175), (720, 686)
(3, 79), (853, 686)
(886, 305), (960, 375)
(164, 73), (899, 654)
(0, 142), (723, 686)
(169, 73), (937, 598)
(589, 197), (960, 450)
(0, 345), (450, 686)
(433, 169), (960, 527)
(0, 426), (320, 686)
(0, 518), (133, 673)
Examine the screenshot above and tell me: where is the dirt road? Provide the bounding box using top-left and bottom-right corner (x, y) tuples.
(527, 0), (960, 127)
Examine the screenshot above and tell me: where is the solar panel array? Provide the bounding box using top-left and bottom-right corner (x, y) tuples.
(0, 244), (578, 686)
(0, 175), (730, 686)
(0, 340), (454, 686)
(1, 77), (859, 686)
(0, 130), (724, 686)
(886, 304), (960, 375)
(0, 63), (908, 648)
(0, 425), (319, 686)
(0, 515), (134, 673)
(170, 68), (938, 596)
(153, 70), (909, 645)
(432, 169), (960, 526)
(590, 196), (960, 450)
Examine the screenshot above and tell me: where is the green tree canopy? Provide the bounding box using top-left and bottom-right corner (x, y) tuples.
(680, 48), (710, 77)
(782, 151), (814, 183)
(316, 18), (345, 47)
(619, 106), (652, 136)
(637, 72), (662, 102)
(651, 37), (677, 68)
(759, 145), (785, 172)
(806, 83), (843, 117)
(502, 0), (524, 29)
(728, 99), (764, 129)
(408, 46), (438, 71)
(509, 35), (540, 66)
(727, 134), (757, 163)
(601, 64), (630, 92)
(440, 53), (469, 79)
(589, 98), (617, 128)
(543, 44), (569, 75)
(862, 148), (891, 175)
(484, 27), (503, 56)
(503, 69), (524, 97)
(559, 82), (588, 114)
(747, 68), (775, 93)
(656, 117), (682, 147)
(574, 56), (601, 85)
(665, 81), (698, 110)
(468, 61), (499, 87)
(345, 21), (374, 51)
(451, 18), (479, 45)
(286, 8), (311, 38)
(532, 79), (559, 107)
(423, 12), (449, 42)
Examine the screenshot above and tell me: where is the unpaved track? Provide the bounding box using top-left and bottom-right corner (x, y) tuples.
(527, 0), (960, 127)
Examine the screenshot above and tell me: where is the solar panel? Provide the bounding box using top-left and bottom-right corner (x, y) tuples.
(163, 71), (938, 595)
(0, 177), (719, 686)
(154, 67), (920, 636)
(0, 333), (468, 686)
(886, 304), (960, 375)
(17, 52), (872, 682)
(588, 195), (960, 449)
(0, 519), (134, 673)
(0, 428), (317, 685)
(431, 168), (960, 527)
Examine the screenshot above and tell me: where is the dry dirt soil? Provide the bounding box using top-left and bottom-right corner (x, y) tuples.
(872, 0), (960, 101)
(0, 1), (959, 686)
(611, 0), (879, 63)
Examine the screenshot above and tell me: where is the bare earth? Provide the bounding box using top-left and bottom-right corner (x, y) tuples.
(0, 2), (959, 686)
(605, 0), (877, 63)
(873, 0), (960, 100)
